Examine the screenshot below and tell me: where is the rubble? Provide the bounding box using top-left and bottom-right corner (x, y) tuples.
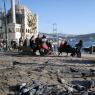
(0, 55), (95, 95)
(8, 80), (95, 95)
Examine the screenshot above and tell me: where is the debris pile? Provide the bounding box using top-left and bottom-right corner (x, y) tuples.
(9, 79), (95, 95)
(0, 57), (95, 95)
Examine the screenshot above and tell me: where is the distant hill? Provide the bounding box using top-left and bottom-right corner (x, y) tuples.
(77, 33), (95, 39)
(68, 33), (95, 41)
(39, 32), (95, 42)
(39, 32), (75, 38)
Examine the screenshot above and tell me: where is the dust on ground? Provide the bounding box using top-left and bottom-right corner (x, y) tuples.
(0, 54), (95, 95)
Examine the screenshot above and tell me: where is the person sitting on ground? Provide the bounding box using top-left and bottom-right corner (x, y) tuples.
(41, 35), (47, 43)
(46, 40), (53, 54)
(60, 41), (67, 49)
(46, 40), (53, 51)
(58, 40), (76, 56)
(59, 40), (68, 52)
(58, 40), (68, 55)
(41, 35), (48, 50)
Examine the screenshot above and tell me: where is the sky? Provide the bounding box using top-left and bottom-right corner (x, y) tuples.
(0, 0), (95, 35)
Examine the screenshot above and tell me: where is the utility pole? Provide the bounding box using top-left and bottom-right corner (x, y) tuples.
(4, 0), (8, 51)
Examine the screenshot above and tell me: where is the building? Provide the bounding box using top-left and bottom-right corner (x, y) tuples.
(0, 0), (38, 45)
(0, 9), (5, 40)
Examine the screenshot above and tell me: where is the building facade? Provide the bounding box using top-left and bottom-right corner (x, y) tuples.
(0, 0), (38, 45)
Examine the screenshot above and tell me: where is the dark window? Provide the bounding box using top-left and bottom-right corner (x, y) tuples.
(16, 13), (23, 24)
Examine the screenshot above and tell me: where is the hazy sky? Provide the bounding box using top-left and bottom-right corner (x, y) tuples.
(0, 0), (95, 35)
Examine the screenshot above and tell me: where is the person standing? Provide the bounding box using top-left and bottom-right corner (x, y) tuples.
(19, 37), (24, 47)
(75, 40), (83, 57)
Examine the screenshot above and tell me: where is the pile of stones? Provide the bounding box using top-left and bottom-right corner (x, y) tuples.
(9, 79), (95, 95)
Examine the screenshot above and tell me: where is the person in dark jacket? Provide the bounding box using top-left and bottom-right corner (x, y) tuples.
(76, 40), (83, 49)
(23, 38), (29, 47)
(75, 40), (83, 57)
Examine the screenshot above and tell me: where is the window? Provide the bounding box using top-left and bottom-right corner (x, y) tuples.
(8, 28), (11, 33)
(16, 28), (19, 32)
(18, 28), (20, 32)
(16, 28), (17, 32)
(20, 28), (21, 32)
(12, 28), (14, 32)
(26, 29), (27, 33)
(22, 29), (24, 33)
(28, 29), (29, 33)
(30, 30), (32, 34)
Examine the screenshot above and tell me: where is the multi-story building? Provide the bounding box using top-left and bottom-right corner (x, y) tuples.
(0, 0), (38, 45)
(0, 9), (5, 40)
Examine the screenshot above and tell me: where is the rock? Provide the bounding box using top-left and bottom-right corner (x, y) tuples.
(81, 91), (88, 95)
(90, 80), (95, 88)
(29, 89), (36, 95)
(73, 84), (85, 91)
(20, 86), (29, 93)
(57, 77), (66, 84)
(70, 67), (78, 72)
(36, 85), (44, 95)
(67, 86), (74, 93)
(90, 69), (95, 73)
(81, 73), (86, 78)
(20, 83), (27, 89)
(29, 82), (39, 90)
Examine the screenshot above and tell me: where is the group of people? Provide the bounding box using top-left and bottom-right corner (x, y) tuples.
(0, 34), (83, 57)
(19, 34), (83, 57)
(58, 39), (83, 57)
(0, 39), (7, 51)
(18, 35), (53, 55)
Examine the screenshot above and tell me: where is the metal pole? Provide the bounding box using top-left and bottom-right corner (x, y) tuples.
(4, 0), (8, 51)
(0, 10), (3, 39)
(92, 45), (93, 54)
(56, 25), (59, 48)
(53, 23), (59, 54)
(53, 23), (57, 52)
(56, 24), (59, 55)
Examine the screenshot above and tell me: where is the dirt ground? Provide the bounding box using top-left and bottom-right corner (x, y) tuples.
(0, 53), (95, 95)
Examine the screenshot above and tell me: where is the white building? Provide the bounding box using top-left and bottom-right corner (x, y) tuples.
(0, 9), (5, 40)
(0, 0), (38, 45)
